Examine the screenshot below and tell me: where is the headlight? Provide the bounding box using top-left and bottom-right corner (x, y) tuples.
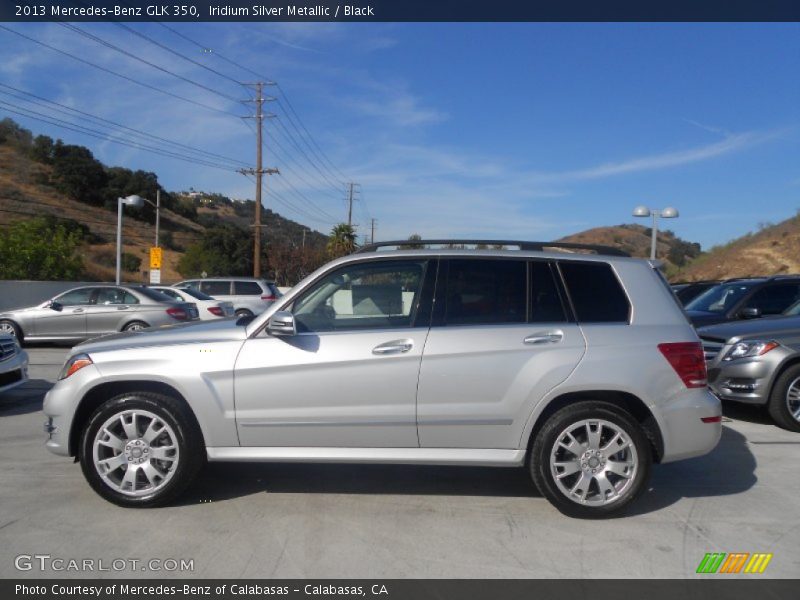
(723, 340), (779, 361)
(58, 353), (93, 380)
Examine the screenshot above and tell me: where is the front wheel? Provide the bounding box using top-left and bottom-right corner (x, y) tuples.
(530, 401), (651, 518)
(79, 393), (204, 507)
(0, 319), (22, 342)
(767, 365), (800, 432)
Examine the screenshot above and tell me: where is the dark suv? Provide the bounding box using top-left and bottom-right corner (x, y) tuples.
(685, 276), (800, 328)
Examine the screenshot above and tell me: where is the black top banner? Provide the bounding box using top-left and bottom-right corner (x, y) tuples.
(3, 0), (800, 22)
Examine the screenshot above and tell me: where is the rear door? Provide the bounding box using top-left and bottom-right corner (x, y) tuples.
(85, 288), (140, 335)
(416, 258), (586, 449)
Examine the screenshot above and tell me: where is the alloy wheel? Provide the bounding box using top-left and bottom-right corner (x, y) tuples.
(785, 377), (800, 423)
(92, 409), (180, 497)
(549, 418), (639, 507)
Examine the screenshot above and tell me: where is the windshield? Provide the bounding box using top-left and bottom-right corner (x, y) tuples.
(685, 282), (757, 313)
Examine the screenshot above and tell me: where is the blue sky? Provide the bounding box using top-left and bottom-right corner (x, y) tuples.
(1, 22), (799, 249)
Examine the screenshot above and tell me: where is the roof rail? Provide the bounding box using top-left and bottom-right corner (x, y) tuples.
(354, 239), (630, 257)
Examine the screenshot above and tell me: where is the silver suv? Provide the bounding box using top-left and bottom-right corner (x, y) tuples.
(43, 240), (721, 518)
(173, 277), (281, 317)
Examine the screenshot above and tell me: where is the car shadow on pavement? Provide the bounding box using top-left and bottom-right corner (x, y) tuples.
(721, 401), (773, 426)
(180, 425), (756, 516)
(624, 425), (757, 517)
(181, 461), (542, 505)
(0, 379), (51, 416)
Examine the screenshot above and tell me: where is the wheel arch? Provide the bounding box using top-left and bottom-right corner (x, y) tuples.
(525, 390), (664, 464)
(68, 380), (205, 458)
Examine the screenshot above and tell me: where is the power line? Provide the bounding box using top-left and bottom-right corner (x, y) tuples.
(0, 83), (251, 169)
(0, 100), (240, 171)
(58, 23), (242, 103)
(0, 25), (243, 119)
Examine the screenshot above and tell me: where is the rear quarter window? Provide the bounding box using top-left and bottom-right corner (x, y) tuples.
(559, 261), (630, 323)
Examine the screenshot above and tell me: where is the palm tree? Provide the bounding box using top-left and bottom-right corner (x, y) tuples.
(327, 223), (357, 258)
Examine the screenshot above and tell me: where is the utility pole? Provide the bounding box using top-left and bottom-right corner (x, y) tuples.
(301, 228), (307, 249)
(239, 82), (278, 277)
(155, 189), (160, 247)
(347, 182), (354, 227)
(370, 218), (377, 244)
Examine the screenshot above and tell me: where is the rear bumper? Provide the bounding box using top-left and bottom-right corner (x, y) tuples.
(659, 389), (722, 463)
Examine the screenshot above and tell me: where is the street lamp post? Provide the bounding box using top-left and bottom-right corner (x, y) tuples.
(116, 195), (144, 284)
(632, 205), (679, 260)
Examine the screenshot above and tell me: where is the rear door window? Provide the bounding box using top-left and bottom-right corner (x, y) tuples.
(529, 261), (568, 323)
(443, 259), (527, 325)
(200, 281), (232, 296)
(559, 261), (630, 323)
(234, 281), (263, 295)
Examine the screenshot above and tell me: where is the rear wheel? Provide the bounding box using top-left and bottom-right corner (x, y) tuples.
(530, 401), (651, 518)
(79, 393), (204, 507)
(0, 319), (22, 342)
(235, 309), (253, 318)
(122, 321), (148, 332)
(767, 365), (800, 432)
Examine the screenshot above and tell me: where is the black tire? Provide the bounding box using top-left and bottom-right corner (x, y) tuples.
(767, 365), (800, 433)
(79, 393), (204, 508)
(0, 319), (23, 343)
(235, 309), (253, 318)
(122, 321), (149, 332)
(530, 401), (652, 519)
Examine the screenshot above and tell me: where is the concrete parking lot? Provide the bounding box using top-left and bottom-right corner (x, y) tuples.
(1, 347), (798, 578)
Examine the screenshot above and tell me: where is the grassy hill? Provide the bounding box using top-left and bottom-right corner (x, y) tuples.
(676, 215), (800, 281)
(558, 223), (702, 274)
(0, 121), (327, 284)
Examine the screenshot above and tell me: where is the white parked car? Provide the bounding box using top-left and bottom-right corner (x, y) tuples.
(0, 334), (28, 394)
(150, 287), (234, 321)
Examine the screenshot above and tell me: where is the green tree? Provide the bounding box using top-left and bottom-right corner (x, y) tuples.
(0, 218), (84, 280)
(176, 225), (253, 278)
(407, 233), (424, 249)
(51, 142), (108, 205)
(30, 134), (54, 164)
(327, 223), (357, 258)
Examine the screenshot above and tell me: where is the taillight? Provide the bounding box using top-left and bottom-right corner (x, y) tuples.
(166, 307), (188, 321)
(658, 342), (707, 388)
(261, 294), (276, 301)
(208, 306), (224, 316)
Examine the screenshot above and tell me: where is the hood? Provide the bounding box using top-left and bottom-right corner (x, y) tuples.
(73, 317), (247, 355)
(685, 310), (728, 328)
(697, 314), (800, 342)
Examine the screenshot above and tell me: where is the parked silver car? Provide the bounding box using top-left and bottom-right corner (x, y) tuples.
(43, 240), (721, 517)
(0, 334), (28, 394)
(173, 277), (281, 317)
(700, 308), (800, 432)
(0, 285), (199, 344)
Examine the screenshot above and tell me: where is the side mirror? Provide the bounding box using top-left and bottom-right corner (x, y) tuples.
(741, 307), (761, 319)
(267, 311), (296, 336)
(49, 301), (63, 312)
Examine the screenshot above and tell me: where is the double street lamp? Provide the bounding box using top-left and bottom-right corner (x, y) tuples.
(633, 205), (679, 260)
(115, 193), (162, 284)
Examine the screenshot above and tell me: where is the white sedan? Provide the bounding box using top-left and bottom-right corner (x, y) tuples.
(150, 286), (235, 321)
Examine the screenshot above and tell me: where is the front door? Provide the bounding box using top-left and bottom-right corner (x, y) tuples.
(234, 258), (434, 447)
(417, 258), (586, 449)
(34, 287), (93, 339)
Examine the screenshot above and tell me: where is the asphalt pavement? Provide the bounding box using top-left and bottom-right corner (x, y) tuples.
(0, 347), (798, 578)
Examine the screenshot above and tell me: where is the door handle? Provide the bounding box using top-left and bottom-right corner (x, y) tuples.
(524, 330), (564, 345)
(372, 339), (414, 355)
(71, 308), (84, 313)
(116, 306), (130, 310)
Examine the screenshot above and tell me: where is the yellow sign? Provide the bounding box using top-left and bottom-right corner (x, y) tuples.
(150, 247), (162, 270)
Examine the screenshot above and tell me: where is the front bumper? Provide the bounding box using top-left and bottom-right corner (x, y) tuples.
(42, 363), (102, 457)
(706, 349), (788, 406)
(0, 349), (29, 394)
